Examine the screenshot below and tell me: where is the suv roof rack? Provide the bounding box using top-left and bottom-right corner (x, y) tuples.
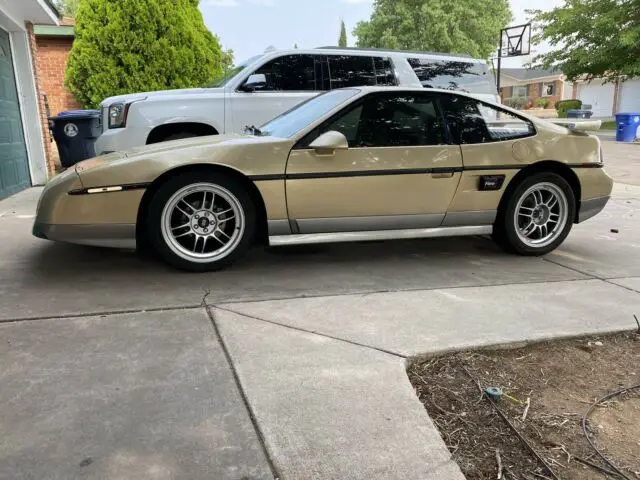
(314, 46), (473, 59)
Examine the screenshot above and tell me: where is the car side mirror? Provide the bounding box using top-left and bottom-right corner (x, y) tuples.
(308, 131), (349, 155)
(241, 73), (267, 92)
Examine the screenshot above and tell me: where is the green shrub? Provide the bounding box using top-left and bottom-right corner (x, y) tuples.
(555, 99), (582, 118)
(504, 97), (527, 110)
(66, 0), (233, 108)
(535, 98), (550, 108)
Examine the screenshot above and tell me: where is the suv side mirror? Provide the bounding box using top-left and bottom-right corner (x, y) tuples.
(241, 73), (267, 92)
(308, 131), (349, 154)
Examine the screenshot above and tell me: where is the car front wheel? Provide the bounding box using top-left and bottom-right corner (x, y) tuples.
(494, 172), (576, 256)
(147, 172), (256, 271)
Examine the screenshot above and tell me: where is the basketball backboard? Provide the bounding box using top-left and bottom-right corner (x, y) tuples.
(500, 23), (531, 58)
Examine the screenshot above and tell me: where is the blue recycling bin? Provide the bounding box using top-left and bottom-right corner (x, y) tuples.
(616, 113), (640, 143)
(49, 109), (101, 168)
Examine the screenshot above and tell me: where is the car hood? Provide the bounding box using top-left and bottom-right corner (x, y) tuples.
(100, 87), (225, 107)
(74, 133), (293, 186)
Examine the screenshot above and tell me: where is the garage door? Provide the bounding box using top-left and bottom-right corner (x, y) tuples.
(577, 80), (614, 117)
(619, 79), (640, 113)
(0, 28), (31, 200)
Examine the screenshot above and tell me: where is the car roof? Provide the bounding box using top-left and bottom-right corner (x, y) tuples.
(258, 48), (485, 64)
(348, 86), (544, 122)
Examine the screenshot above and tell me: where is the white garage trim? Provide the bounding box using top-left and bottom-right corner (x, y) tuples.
(0, 9), (51, 186)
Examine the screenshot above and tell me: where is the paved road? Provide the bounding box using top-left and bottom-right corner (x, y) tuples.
(1, 142), (639, 479)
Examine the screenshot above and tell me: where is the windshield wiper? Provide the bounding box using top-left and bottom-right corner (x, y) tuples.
(243, 125), (263, 136)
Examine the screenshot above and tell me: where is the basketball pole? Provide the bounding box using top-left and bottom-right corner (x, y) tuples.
(497, 47), (502, 95)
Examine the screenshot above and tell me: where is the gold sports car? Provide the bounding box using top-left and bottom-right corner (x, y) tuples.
(34, 87), (613, 272)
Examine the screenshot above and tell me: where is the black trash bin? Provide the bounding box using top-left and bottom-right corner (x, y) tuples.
(567, 109), (593, 119)
(49, 110), (101, 168)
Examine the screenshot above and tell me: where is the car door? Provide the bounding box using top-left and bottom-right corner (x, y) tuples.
(227, 54), (328, 133)
(284, 91), (464, 233)
(437, 93), (537, 220)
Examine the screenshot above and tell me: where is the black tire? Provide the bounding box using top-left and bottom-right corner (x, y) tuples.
(493, 172), (576, 256)
(164, 132), (198, 142)
(147, 171), (256, 272)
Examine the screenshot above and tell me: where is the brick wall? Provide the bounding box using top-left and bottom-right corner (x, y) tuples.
(35, 33), (81, 169)
(25, 22), (58, 178)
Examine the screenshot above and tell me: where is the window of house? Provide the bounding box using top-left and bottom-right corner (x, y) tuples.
(512, 85), (528, 97)
(440, 94), (535, 144)
(305, 93), (447, 148)
(245, 54), (322, 91)
(543, 82), (555, 96)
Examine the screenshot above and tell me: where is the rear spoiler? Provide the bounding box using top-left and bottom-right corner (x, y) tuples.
(549, 119), (602, 132)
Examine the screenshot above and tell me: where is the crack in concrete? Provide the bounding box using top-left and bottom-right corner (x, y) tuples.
(0, 304), (204, 325)
(213, 304), (407, 359)
(205, 307), (282, 480)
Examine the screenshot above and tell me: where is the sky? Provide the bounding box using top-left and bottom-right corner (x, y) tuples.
(199, 0), (564, 68)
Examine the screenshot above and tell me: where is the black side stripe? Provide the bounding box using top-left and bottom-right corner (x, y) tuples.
(68, 183), (151, 195)
(249, 162), (603, 181)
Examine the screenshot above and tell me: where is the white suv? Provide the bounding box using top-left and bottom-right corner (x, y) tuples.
(95, 47), (498, 155)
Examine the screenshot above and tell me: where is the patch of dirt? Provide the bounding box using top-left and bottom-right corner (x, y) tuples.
(408, 332), (640, 479)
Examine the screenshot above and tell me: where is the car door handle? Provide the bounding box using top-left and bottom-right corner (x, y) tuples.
(431, 172), (454, 179)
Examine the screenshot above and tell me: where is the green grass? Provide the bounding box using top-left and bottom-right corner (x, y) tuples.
(600, 120), (617, 130)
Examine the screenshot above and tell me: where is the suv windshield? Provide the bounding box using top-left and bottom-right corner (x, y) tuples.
(259, 88), (360, 138)
(207, 55), (262, 88)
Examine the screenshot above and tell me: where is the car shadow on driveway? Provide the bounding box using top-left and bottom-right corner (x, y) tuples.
(0, 233), (592, 322)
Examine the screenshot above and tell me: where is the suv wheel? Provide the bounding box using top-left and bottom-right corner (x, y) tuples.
(147, 172), (256, 271)
(493, 172), (576, 256)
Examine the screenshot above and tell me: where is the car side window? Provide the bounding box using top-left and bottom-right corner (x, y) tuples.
(440, 94), (535, 144)
(245, 54), (322, 91)
(301, 93), (447, 148)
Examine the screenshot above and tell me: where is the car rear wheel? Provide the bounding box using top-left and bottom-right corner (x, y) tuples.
(493, 172), (575, 256)
(147, 172), (256, 271)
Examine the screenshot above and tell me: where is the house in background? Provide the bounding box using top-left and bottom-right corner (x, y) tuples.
(0, 0), (59, 200)
(34, 17), (81, 167)
(499, 67), (640, 118)
(499, 68), (571, 109)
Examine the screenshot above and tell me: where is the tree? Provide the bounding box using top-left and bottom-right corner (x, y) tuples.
(53, 0), (80, 17)
(353, 0), (511, 59)
(529, 0), (640, 82)
(294, 43), (298, 49)
(339, 19), (347, 48)
(66, 0), (232, 108)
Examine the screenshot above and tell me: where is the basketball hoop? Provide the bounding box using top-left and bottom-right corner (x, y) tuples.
(496, 23), (532, 97)
(499, 23), (531, 58)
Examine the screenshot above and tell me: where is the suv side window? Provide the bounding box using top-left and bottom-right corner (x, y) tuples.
(440, 94), (535, 144)
(300, 93), (447, 148)
(408, 58), (495, 95)
(328, 55), (377, 88)
(246, 54), (324, 91)
(374, 57), (398, 86)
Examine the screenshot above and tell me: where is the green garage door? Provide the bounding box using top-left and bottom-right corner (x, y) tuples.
(0, 28), (31, 200)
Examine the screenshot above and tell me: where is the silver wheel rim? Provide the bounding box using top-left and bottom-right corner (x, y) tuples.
(514, 182), (568, 248)
(161, 183), (245, 264)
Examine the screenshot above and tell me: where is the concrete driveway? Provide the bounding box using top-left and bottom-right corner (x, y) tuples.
(1, 140), (639, 479)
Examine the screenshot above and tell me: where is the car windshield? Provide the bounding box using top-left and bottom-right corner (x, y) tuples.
(259, 88), (360, 138)
(207, 55), (262, 88)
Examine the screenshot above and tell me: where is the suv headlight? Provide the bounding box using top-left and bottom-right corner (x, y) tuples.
(108, 103), (127, 129)
(107, 97), (146, 129)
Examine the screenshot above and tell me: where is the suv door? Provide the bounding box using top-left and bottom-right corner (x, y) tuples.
(228, 54), (328, 133)
(285, 92), (463, 233)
